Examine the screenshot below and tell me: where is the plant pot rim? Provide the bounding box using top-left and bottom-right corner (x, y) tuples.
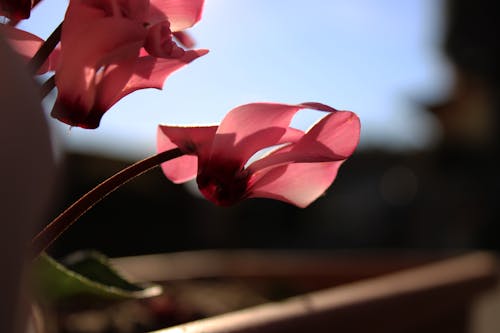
(113, 250), (499, 333)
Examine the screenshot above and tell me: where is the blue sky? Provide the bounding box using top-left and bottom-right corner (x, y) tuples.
(20, 0), (453, 160)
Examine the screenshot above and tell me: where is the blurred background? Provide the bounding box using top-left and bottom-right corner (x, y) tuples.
(20, 0), (500, 258)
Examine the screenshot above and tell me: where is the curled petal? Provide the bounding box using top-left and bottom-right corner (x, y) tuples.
(115, 49), (208, 100)
(212, 102), (338, 170)
(0, 25), (42, 59)
(59, 17), (145, 72)
(54, 57), (138, 129)
(113, 0), (150, 21)
(249, 161), (344, 208)
(157, 125), (217, 183)
(158, 125), (217, 156)
(148, 0), (204, 31)
(64, 0), (149, 26)
(297, 110), (361, 158)
(61, 1), (109, 43)
(0, 25), (51, 73)
(144, 22), (185, 58)
(93, 58), (138, 114)
(247, 111), (360, 172)
(159, 155), (198, 184)
(54, 18), (145, 126)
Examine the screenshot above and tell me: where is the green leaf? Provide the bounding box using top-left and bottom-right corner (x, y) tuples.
(33, 250), (162, 307)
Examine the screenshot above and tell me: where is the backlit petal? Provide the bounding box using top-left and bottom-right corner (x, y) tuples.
(54, 18), (145, 124)
(61, 1), (108, 44)
(115, 49), (208, 100)
(148, 0), (204, 31)
(115, 0), (150, 21)
(144, 21), (185, 58)
(59, 17), (145, 73)
(247, 111), (360, 172)
(211, 102), (337, 169)
(159, 154), (198, 184)
(298, 110), (361, 158)
(93, 58), (137, 113)
(249, 161), (344, 208)
(55, 57), (138, 129)
(87, 47), (198, 125)
(157, 125), (217, 183)
(0, 25), (50, 73)
(63, 0), (149, 27)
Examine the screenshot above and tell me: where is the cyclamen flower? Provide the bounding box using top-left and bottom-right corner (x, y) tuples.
(157, 102), (360, 208)
(51, 0), (207, 129)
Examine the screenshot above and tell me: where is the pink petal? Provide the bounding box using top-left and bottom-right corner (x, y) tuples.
(157, 125), (217, 183)
(158, 125), (217, 156)
(249, 161), (344, 208)
(63, 0), (149, 31)
(247, 111), (360, 172)
(0, 25), (41, 58)
(115, 0), (150, 21)
(144, 21), (186, 58)
(60, 17), (146, 70)
(298, 110), (361, 158)
(61, 1), (108, 43)
(93, 58), (138, 113)
(148, 0), (204, 31)
(159, 154), (198, 184)
(211, 102), (337, 170)
(0, 25), (50, 73)
(55, 17), (145, 117)
(111, 49), (208, 103)
(61, 0), (149, 66)
(54, 57), (138, 129)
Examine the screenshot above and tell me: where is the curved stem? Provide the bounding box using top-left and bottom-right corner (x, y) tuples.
(31, 148), (183, 258)
(39, 74), (56, 99)
(28, 22), (62, 75)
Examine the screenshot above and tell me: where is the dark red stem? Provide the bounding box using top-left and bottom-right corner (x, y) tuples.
(39, 74), (55, 99)
(28, 22), (62, 75)
(31, 148), (183, 258)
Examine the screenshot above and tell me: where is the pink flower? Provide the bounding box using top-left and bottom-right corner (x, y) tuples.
(51, 0), (207, 129)
(157, 102), (361, 208)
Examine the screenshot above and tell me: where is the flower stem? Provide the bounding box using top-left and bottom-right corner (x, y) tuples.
(28, 22), (62, 75)
(39, 74), (55, 99)
(31, 148), (183, 258)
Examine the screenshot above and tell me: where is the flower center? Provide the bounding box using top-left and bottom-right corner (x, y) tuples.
(197, 161), (250, 206)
